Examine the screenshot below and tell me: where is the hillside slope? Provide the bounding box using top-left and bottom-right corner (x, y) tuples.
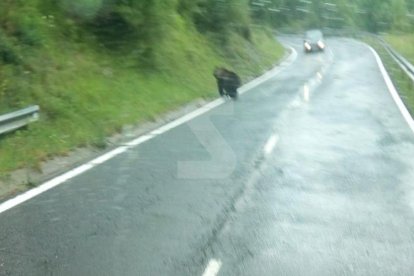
(0, 1), (284, 178)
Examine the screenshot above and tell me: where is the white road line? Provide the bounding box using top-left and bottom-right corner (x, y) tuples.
(303, 84), (310, 102)
(90, 146), (129, 165)
(327, 46), (335, 62)
(0, 164), (94, 214)
(125, 134), (154, 147)
(317, 72), (323, 80)
(202, 259), (222, 276)
(239, 47), (298, 95)
(368, 46), (414, 134)
(0, 46), (298, 215)
(150, 99), (225, 136)
(264, 134), (279, 156)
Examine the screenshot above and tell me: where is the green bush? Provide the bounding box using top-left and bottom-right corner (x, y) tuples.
(58, 0), (104, 20)
(193, 0), (251, 39)
(0, 31), (20, 64)
(13, 15), (47, 46)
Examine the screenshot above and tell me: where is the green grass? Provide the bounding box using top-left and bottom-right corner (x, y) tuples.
(363, 36), (414, 118)
(0, 14), (284, 176)
(385, 34), (414, 64)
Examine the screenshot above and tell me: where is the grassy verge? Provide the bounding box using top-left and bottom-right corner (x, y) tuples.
(384, 34), (414, 64)
(0, 17), (284, 178)
(363, 36), (414, 118)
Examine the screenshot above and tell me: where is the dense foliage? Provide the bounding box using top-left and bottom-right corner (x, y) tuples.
(1, 0), (413, 68)
(250, 0), (414, 33)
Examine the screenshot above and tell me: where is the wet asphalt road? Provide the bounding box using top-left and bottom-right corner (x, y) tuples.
(1, 37), (414, 276)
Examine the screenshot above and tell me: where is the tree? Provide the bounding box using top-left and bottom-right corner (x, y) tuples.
(194, 0), (251, 41)
(390, 0), (409, 31)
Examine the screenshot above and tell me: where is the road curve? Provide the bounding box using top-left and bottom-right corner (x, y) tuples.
(0, 37), (414, 276)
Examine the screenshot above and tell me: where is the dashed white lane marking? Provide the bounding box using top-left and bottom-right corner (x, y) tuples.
(288, 99), (302, 109)
(303, 84), (310, 102)
(368, 46), (414, 134)
(327, 46), (335, 62)
(317, 72), (323, 80)
(0, 47), (298, 215)
(264, 134), (279, 156)
(202, 259), (222, 276)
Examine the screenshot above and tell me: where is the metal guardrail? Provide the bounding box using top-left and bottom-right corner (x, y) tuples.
(0, 105), (40, 136)
(377, 37), (414, 82)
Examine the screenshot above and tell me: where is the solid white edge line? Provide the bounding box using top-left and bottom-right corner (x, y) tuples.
(150, 99), (225, 136)
(240, 47), (298, 95)
(125, 135), (154, 147)
(90, 146), (129, 165)
(202, 259), (222, 276)
(0, 46), (298, 215)
(0, 164), (94, 214)
(368, 46), (414, 134)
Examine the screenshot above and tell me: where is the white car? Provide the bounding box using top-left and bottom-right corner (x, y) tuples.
(304, 30), (325, 53)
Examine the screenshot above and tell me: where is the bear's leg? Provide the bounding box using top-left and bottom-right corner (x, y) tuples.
(217, 80), (225, 96)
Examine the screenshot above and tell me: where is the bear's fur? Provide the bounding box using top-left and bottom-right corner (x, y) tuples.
(213, 67), (241, 99)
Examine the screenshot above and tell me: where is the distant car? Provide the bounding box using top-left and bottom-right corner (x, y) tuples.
(304, 30), (325, 53)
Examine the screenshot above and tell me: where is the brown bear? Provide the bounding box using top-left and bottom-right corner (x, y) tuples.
(213, 67), (241, 99)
